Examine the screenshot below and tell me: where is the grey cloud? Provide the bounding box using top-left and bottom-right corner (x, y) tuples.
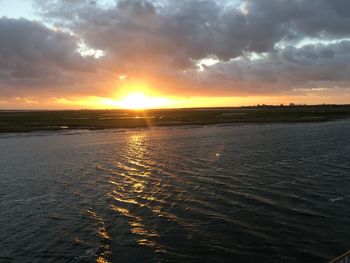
(0, 17), (101, 95)
(3, 0), (350, 98)
(0, 18), (94, 71)
(39, 0), (350, 64)
(188, 40), (350, 95)
(117, 0), (156, 16)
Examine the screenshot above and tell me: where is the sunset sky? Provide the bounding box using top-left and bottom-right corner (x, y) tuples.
(1, 0), (350, 109)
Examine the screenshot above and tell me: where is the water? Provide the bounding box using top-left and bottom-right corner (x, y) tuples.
(1, 121), (350, 262)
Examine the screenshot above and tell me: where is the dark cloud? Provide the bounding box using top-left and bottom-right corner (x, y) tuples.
(2, 0), (350, 99)
(0, 17), (104, 96)
(39, 0), (350, 61)
(187, 40), (350, 96)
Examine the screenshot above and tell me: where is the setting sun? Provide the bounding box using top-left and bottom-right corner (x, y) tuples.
(116, 92), (170, 110)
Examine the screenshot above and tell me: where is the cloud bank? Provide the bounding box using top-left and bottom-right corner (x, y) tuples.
(1, 0), (350, 105)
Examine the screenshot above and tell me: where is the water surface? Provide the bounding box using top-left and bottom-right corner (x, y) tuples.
(1, 121), (350, 262)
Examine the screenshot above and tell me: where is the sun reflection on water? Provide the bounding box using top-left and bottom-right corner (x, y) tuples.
(86, 209), (112, 263)
(106, 132), (166, 253)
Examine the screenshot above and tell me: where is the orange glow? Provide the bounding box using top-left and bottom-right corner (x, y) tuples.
(4, 92), (350, 110)
(116, 92), (170, 109)
(2, 75), (350, 109)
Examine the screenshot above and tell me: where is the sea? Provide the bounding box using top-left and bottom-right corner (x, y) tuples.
(1, 121), (350, 262)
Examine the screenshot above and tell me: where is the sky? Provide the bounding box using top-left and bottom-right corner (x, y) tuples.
(1, 0), (350, 109)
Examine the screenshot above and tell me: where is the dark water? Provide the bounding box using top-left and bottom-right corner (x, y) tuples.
(1, 121), (350, 263)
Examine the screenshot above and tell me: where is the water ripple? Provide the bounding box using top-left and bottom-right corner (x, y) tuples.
(1, 122), (350, 262)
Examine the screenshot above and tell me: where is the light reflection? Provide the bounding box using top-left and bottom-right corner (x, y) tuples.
(96, 256), (110, 263)
(86, 209), (111, 263)
(98, 227), (111, 240)
(133, 182), (145, 193)
(107, 133), (166, 252)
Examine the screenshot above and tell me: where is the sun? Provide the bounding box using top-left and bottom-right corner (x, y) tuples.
(117, 92), (170, 109)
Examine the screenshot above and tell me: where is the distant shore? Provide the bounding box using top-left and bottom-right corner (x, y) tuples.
(1, 105), (350, 133)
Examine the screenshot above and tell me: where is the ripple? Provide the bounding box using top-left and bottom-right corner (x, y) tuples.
(2, 121), (350, 262)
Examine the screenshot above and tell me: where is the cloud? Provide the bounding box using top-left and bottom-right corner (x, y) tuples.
(1, 0), (350, 101)
(187, 40), (350, 96)
(0, 17), (111, 96)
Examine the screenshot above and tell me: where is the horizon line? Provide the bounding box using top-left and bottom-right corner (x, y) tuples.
(1, 103), (350, 112)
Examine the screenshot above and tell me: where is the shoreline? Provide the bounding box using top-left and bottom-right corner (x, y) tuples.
(1, 106), (350, 133)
